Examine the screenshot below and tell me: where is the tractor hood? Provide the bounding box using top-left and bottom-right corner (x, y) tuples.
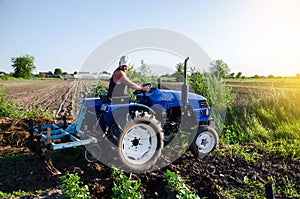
(136, 88), (208, 110)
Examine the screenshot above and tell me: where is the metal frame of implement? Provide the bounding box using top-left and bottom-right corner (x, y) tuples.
(32, 106), (97, 150)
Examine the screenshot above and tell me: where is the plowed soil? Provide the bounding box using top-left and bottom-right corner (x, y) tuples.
(0, 80), (299, 198)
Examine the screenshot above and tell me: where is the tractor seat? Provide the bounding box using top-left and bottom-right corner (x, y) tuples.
(111, 96), (131, 104)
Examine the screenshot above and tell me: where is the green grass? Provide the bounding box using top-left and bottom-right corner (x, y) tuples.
(217, 175), (300, 198)
(223, 80), (300, 159)
(0, 190), (42, 198)
(164, 169), (200, 199)
(226, 77), (300, 83)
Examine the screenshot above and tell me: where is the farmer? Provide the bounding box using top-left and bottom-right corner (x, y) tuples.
(107, 55), (150, 98)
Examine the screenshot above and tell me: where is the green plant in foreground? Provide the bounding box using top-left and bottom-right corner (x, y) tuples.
(218, 176), (266, 199)
(0, 190), (36, 198)
(164, 169), (200, 199)
(111, 168), (142, 199)
(282, 175), (300, 198)
(59, 173), (90, 199)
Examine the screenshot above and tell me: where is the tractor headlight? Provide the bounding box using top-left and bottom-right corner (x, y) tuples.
(199, 100), (209, 108)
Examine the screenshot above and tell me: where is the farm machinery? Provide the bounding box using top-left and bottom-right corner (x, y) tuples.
(31, 57), (219, 173)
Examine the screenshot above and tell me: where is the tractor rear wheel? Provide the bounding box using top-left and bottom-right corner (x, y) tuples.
(190, 126), (219, 159)
(117, 111), (163, 172)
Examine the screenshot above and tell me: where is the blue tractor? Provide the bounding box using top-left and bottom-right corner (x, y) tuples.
(32, 57), (219, 173)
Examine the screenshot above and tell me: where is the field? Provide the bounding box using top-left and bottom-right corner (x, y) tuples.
(0, 78), (299, 198)
(1, 79), (99, 117)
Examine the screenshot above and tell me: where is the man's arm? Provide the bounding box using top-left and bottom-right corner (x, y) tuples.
(119, 71), (149, 91)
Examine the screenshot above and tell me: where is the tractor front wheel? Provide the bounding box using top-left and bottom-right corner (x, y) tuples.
(190, 126), (219, 159)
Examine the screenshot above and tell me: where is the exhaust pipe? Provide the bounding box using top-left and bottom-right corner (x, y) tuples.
(182, 57), (189, 106)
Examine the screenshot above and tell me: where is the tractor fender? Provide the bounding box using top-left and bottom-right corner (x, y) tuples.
(109, 103), (156, 115)
(100, 103), (156, 127)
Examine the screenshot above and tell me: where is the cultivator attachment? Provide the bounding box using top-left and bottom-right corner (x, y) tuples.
(31, 105), (99, 175)
(32, 107), (97, 151)
(33, 122), (97, 150)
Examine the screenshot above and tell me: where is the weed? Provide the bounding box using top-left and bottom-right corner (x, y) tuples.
(164, 169), (200, 199)
(59, 173), (90, 199)
(0, 190), (37, 198)
(282, 175), (300, 198)
(111, 167), (143, 199)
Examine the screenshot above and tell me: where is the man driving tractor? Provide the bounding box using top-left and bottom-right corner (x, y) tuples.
(107, 55), (150, 98)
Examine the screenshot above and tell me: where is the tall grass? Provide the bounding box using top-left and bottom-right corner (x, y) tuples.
(224, 87), (300, 159)
(189, 72), (300, 159)
(190, 72), (234, 132)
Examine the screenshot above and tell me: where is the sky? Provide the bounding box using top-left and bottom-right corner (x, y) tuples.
(0, 0), (300, 77)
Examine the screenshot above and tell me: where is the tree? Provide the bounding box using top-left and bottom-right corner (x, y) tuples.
(175, 63), (184, 82)
(11, 54), (36, 78)
(54, 68), (63, 76)
(209, 60), (230, 80)
(100, 71), (110, 75)
(228, 72), (235, 79)
(236, 72), (242, 79)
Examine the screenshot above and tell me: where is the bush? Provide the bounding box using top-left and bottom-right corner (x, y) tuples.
(189, 71), (235, 132)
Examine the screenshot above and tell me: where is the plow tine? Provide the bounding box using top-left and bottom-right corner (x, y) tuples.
(45, 150), (62, 175)
(47, 128), (51, 144)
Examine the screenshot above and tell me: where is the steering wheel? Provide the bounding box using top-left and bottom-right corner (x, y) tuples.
(133, 83), (153, 95)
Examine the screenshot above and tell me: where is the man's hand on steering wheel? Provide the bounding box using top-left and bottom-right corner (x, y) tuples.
(142, 86), (150, 92)
(133, 83), (152, 95)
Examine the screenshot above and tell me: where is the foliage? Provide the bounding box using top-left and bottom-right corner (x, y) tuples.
(59, 173), (90, 199)
(11, 54), (36, 78)
(215, 143), (261, 163)
(235, 72), (242, 79)
(126, 61), (158, 84)
(164, 169), (200, 199)
(92, 83), (108, 97)
(218, 175), (300, 199)
(111, 168), (143, 199)
(54, 68), (63, 76)
(175, 62), (184, 82)
(209, 60), (230, 80)
(0, 71), (9, 80)
(0, 190), (36, 198)
(223, 83), (300, 159)
(189, 70), (234, 132)
(282, 175), (300, 198)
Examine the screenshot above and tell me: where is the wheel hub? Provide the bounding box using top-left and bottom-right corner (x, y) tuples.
(195, 131), (215, 154)
(132, 138), (139, 146)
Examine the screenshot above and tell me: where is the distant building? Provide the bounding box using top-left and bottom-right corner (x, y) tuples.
(61, 74), (74, 79)
(74, 72), (110, 80)
(39, 72), (57, 78)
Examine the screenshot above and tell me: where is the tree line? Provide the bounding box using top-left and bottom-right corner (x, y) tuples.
(1, 54), (299, 80)
(0, 54), (77, 79)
